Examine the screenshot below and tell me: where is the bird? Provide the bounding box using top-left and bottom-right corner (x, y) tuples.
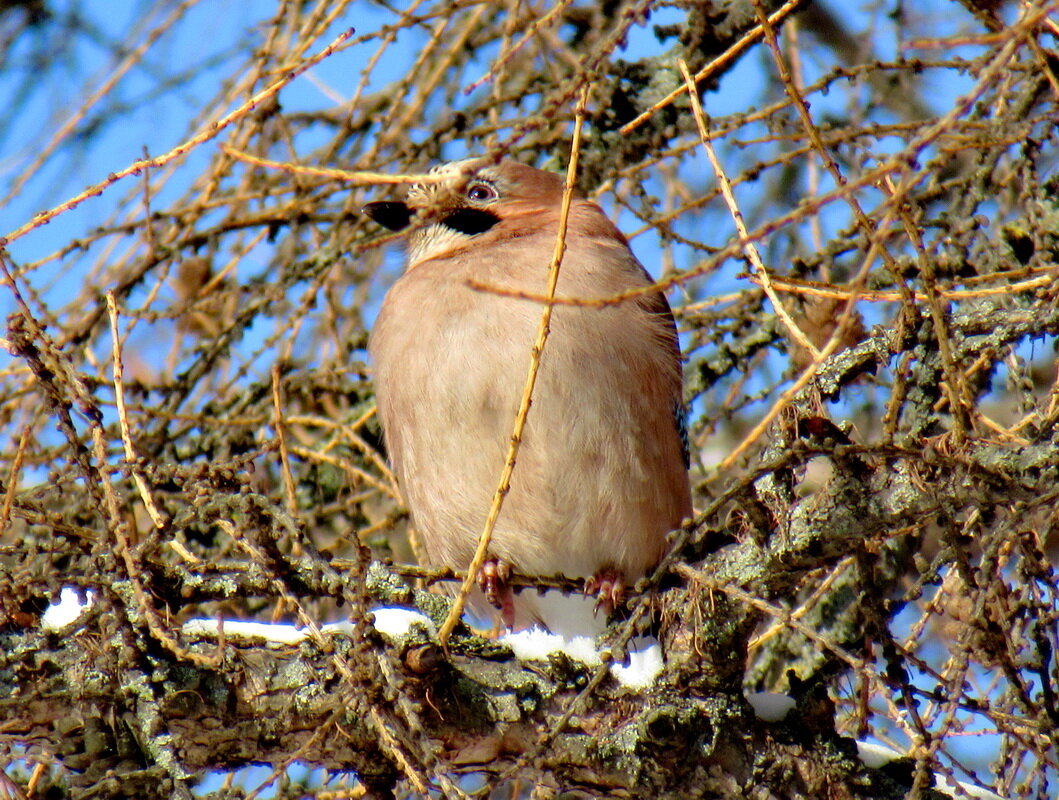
(364, 157), (691, 637)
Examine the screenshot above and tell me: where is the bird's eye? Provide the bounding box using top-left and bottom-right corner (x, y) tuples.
(466, 182), (497, 202)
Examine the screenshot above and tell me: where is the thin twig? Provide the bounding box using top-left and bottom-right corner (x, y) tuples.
(223, 147), (444, 186)
(678, 58), (820, 359)
(463, 0), (573, 94)
(106, 293), (170, 533)
(717, 226), (889, 471)
(0, 425), (31, 536)
(2, 26), (356, 247)
(437, 83), (591, 646)
(271, 364), (299, 516)
(619, 0), (804, 136)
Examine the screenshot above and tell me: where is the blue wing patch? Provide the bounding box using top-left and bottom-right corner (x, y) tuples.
(675, 402), (690, 469)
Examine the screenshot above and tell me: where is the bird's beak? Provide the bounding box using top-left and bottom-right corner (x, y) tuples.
(362, 200), (413, 232)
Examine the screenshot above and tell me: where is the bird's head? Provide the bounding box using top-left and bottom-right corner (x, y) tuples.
(362, 158), (576, 268)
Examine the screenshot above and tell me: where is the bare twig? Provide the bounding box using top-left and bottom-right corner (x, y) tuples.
(437, 83), (592, 646)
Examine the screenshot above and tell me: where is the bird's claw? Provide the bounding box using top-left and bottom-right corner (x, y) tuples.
(477, 557), (516, 629)
(584, 569), (625, 616)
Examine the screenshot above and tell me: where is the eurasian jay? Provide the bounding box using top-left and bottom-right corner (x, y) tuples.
(365, 158), (691, 636)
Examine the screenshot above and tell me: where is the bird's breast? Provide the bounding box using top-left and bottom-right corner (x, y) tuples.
(369, 244), (688, 579)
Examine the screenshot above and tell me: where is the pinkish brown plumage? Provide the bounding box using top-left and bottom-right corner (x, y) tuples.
(365, 158), (691, 636)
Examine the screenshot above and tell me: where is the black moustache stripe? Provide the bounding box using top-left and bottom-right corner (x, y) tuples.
(442, 208), (500, 235)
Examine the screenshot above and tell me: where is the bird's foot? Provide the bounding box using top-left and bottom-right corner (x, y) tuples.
(477, 557), (516, 629)
(584, 569), (625, 616)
